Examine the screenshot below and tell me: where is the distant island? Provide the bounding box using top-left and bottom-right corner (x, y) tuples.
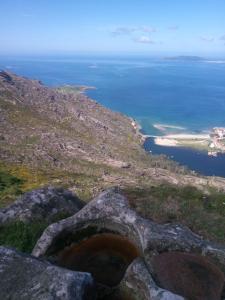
(164, 56), (205, 61)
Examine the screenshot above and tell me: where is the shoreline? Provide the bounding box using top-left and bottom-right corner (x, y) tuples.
(130, 118), (150, 144)
(130, 120), (225, 157)
(56, 85), (96, 95)
(144, 137), (225, 177)
(153, 123), (186, 132)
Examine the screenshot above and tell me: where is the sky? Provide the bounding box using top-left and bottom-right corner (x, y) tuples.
(0, 0), (225, 56)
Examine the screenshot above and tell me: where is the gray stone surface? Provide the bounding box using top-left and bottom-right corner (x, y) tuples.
(121, 258), (184, 300)
(32, 188), (225, 272)
(0, 186), (84, 225)
(0, 246), (95, 300)
(32, 188), (225, 299)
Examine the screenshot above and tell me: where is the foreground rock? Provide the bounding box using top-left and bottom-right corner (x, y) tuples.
(121, 258), (185, 300)
(33, 188), (225, 299)
(0, 246), (95, 300)
(0, 186), (84, 225)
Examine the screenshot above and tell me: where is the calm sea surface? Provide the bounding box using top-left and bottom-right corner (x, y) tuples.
(0, 55), (225, 176)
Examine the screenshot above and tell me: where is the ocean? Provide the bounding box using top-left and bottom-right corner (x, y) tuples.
(0, 55), (225, 176)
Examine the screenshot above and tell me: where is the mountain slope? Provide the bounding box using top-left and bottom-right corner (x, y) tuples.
(1, 71), (225, 202)
(1, 71), (225, 242)
(0, 71), (146, 167)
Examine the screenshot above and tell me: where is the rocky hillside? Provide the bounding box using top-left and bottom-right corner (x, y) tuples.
(0, 70), (147, 169)
(1, 70), (225, 205)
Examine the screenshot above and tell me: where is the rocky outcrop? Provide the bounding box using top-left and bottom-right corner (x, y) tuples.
(0, 246), (95, 300)
(32, 188), (225, 299)
(121, 258), (184, 300)
(0, 186), (84, 225)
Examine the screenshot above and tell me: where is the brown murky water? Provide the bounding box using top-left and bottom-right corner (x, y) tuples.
(152, 252), (225, 300)
(57, 233), (140, 288)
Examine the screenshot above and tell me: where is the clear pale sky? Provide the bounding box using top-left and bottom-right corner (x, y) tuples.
(0, 0), (225, 56)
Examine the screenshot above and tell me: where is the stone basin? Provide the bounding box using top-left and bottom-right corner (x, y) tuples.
(56, 233), (140, 287)
(33, 188), (225, 300)
(152, 252), (225, 300)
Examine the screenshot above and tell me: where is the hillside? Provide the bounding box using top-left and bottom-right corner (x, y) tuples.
(1, 71), (225, 243)
(0, 71), (185, 192)
(1, 71), (225, 196)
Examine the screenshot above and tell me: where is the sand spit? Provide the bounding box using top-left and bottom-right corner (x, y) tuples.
(153, 123), (186, 132)
(154, 133), (210, 148)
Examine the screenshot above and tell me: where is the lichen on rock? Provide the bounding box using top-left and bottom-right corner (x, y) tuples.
(0, 246), (95, 300)
(0, 186), (84, 225)
(32, 188), (225, 299)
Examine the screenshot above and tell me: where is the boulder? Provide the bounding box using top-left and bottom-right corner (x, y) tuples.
(0, 186), (84, 225)
(120, 258), (184, 300)
(32, 188), (225, 299)
(0, 246), (95, 300)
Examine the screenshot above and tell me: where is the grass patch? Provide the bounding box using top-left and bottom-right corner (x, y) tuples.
(123, 184), (225, 243)
(0, 170), (24, 207)
(0, 221), (48, 253)
(0, 163), (49, 207)
(0, 161), (102, 207)
(0, 212), (71, 253)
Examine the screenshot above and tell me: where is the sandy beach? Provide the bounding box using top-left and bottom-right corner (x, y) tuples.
(154, 133), (210, 147)
(164, 133), (210, 140)
(155, 137), (179, 146)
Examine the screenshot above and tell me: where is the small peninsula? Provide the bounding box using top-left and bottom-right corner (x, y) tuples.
(154, 126), (225, 156)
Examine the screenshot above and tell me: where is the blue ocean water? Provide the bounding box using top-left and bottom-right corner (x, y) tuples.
(0, 55), (225, 176)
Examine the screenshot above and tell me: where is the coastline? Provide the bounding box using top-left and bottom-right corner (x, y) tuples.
(152, 123), (210, 150)
(154, 132), (214, 156)
(57, 85), (96, 95)
(130, 118), (150, 144)
(131, 120), (213, 152)
(144, 137), (225, 177)
(154, 133), (210, 148)
(153, 126), (225, 156)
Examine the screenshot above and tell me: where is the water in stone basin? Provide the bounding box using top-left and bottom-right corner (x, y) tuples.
(152, 252), (225, 300)
(56, 233), (140, 299)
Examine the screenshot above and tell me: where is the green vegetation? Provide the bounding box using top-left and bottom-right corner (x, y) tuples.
(56, 85), (94, 96)
(0, 170), (24, 207)
(148, 153), (191, 175)
(0, 221), (48, 253)
(0, 163), (50, 207)
(124, 184), (225, 243)
(1, 161), (225, 244)
(0, 161), (103, 207)
(1, 182), (225, 253)
(0, 212), (71, 253)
